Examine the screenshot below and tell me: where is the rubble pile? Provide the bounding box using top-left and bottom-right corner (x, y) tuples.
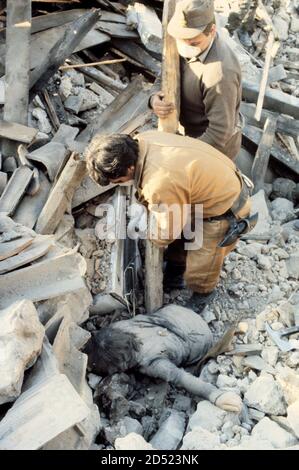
(0, 0), (299, 451)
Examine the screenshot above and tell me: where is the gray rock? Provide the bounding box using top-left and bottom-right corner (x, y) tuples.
(243, 355), (276, 374)
(244, 374), (287, 416)
(252, 417), (297, 448)
(181, 426), (220, 450)
(0, 300), (44, 405)
(271, 198), (294, 222)
(150, 410), (185, 450)
(237, 242), (263, 259)
(257, 254), (272, 270)
(87, 373), (102, 390)
(216, 374), (237, 389)
(64, 95), (84, 114)
(291, 16), (299, 32)
(249, 190), (272, 237)
(273, 9), (290, 40)
(248, 408), (265, 422)
(286, 251), (299, 279)
(287, 351), (299, 368)
(188, 401), (225, 432)
(261, 347), (279, 367)
(287, 400), (299, 438)
(115, 433), (154, 450)
(173, 395), (192, 413)
(59, 76), (72, 101)
(65, 69), (85, 87)
(77, 88), (99, 112)
(276, 367), (299, 405)
(268, 285), (284, 303)
(32, 107), (52, 134)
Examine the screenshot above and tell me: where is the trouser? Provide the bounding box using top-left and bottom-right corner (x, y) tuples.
(165, 199), (251, 294)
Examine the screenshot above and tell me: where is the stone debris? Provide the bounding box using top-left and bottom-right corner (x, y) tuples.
(0, 0), (299, 452)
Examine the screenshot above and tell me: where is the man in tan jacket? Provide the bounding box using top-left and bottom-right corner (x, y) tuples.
(86, 131), (252, 312)
(150, 0), (243, 160)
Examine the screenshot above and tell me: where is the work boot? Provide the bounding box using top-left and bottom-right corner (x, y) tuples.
(163, 262), (186, 291)
(186, 290), (216, 313)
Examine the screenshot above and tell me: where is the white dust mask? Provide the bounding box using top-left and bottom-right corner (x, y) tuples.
(176, 39), (202, 58)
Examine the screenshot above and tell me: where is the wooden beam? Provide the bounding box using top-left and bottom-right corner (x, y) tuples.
(146, 0), (180, 313)
(35, 153), (86, 235)
(30, 10), (100, 101)
(0, 166), (33, 216)
(0, 120), (37, 144)
(251, 116), (278, 193)
(158, 0), (180, 133)
(2, 0), (31, 157)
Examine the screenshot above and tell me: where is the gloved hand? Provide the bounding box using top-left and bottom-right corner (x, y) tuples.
(215, 391), (242, 413)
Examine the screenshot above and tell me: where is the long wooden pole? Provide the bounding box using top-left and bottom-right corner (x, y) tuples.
(145, 0), (180, 313)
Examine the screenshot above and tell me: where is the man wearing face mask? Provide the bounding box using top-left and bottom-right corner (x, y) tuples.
(150, 0), (243, 161)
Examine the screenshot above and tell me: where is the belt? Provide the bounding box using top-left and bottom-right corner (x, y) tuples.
(205, 170), (253, 222)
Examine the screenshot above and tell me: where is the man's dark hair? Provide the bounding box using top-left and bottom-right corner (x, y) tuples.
(85, 133), (139, 186)
(84, 327), (141, 376)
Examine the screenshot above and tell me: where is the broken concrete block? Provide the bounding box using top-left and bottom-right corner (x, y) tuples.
(115, 433), (154, 451)
(75, 228), (97, 258)
(32, 107), (52, 134)
(0, 374), (89, 450)
(273, 9), (290, 40)
(244, 374), (287, 416)
(64, 94), (84, 114)
(287, 400), (299, 438)
(181, 426), (221, 450)
(286, 251), (299, 279)
(271, 198), (294, 222)
(0, 252), (87, 309)
(77, 88), (99, 112)
(0, 300), (44, 405)
(127, 3), (162, 54)
(248, 190), (272, 237)
(89, 82), (114, 106)
(188, 400), (238, 433)
(243, 355), (276, 375)
(252, 417), (297, 449)
(150, 409), (185, 450)
(27, 142), (68, 182)
(59, 75), (73, 101)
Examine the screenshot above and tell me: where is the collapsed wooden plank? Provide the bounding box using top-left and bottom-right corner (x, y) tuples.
(0, 166), (33, 215)
(0, 252), (87, 309)
(112, 39), (161, 76)
(242, 79), (299, 120)
(35, 153), (86, 235)
(243, 124), (299, 177)
(78, 75), (150, 142)
(241, 102), (299, 139)
(72, 176), (115, 208)
(31, 9), (89, 34)
(145, 0), (179, 313)
(96, 20), (138, 38)
(0, 236), (54, 274)
(0, 120), (38, 144)
(13, 172), (51, 229)
(30, 10), (100, 100)
(2, 0), (31, 157)
(0, 236), (33, 262)
(251, 116), (278, 193)
(0, 374), (89, 450)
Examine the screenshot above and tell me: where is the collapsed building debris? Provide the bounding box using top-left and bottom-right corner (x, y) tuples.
(0, 0), (299, 452)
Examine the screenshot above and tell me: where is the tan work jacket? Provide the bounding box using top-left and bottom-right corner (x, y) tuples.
(134, 131), (242, 247)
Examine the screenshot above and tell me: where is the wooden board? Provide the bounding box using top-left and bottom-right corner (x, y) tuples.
(112, 38), (161, 76)
(35, 153), (86, 234)
(96, 20), (138, 38)
(0, 237), (33, 262)
(0, 120), (38, 143)
(251, 116), (277, 193)
(2, 0), (31, 157)
(0, 166), (33, 215)
(0, 236), (54, 274)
